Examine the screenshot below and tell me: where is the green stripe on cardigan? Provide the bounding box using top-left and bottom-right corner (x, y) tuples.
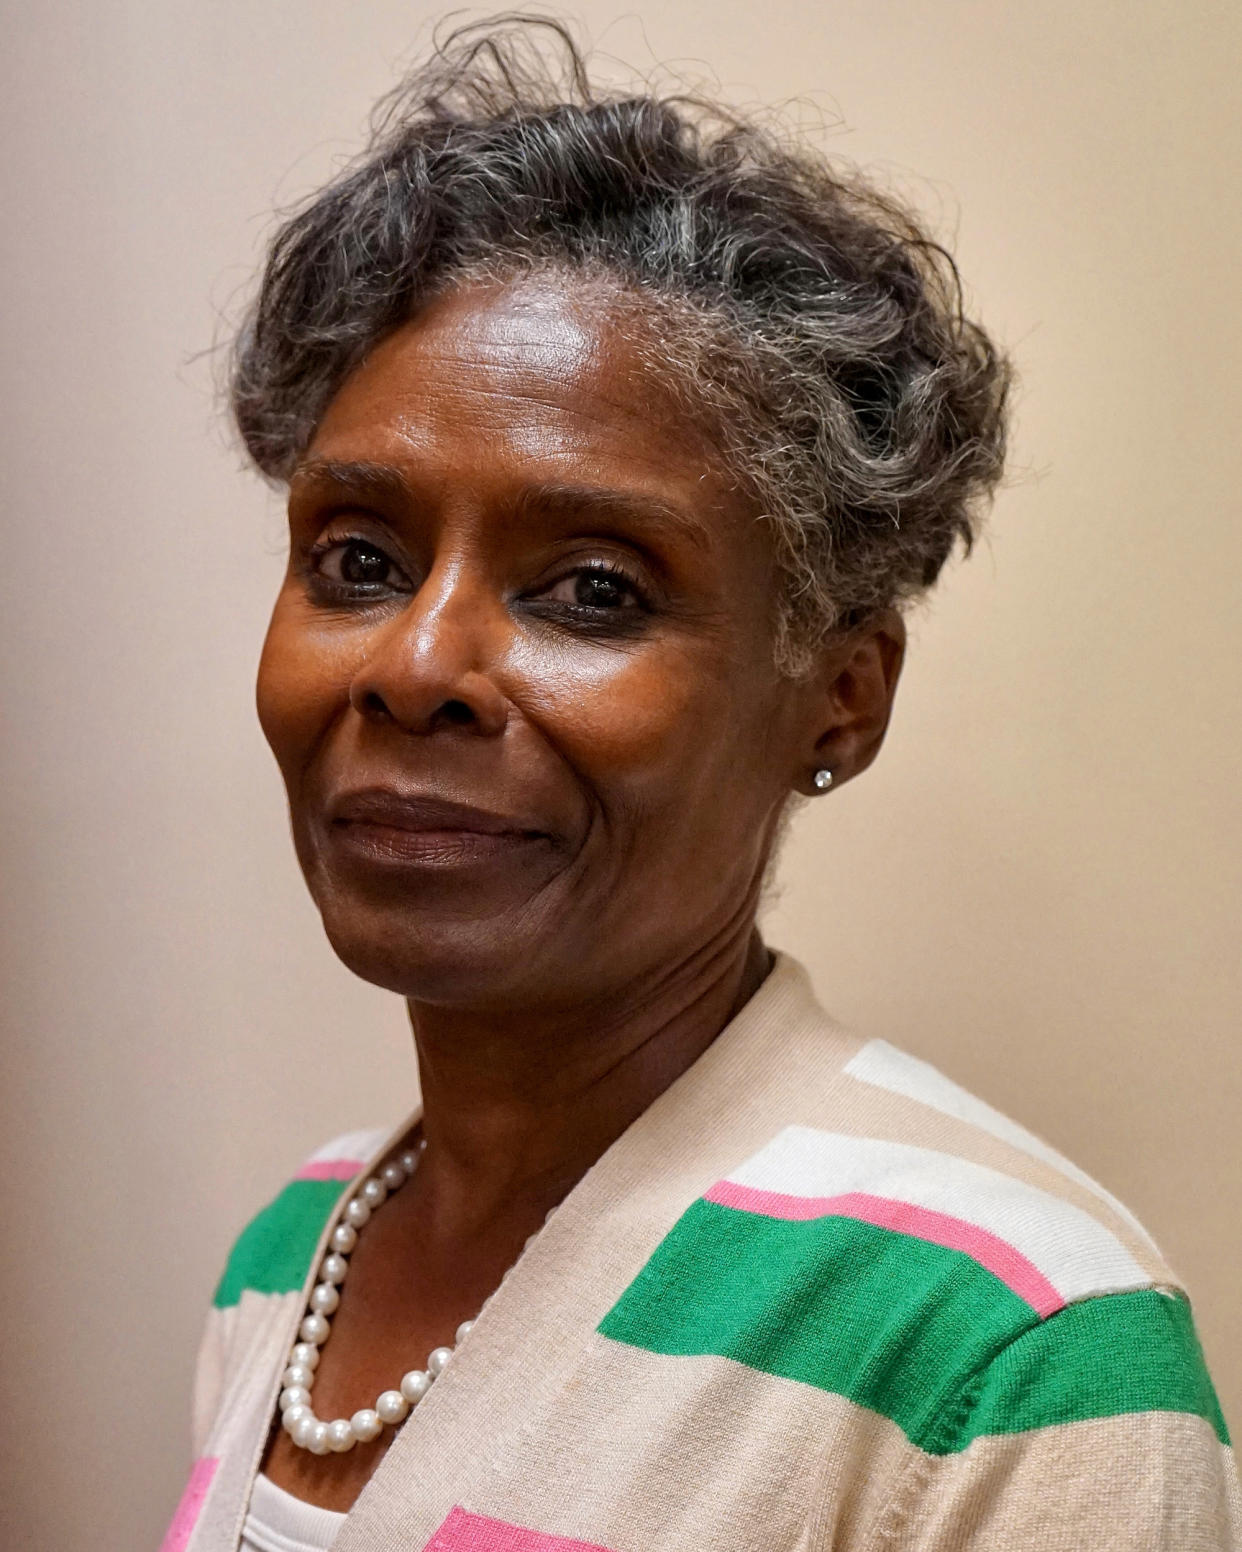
(213, 1179), (343, 1308)
(597, 1199), (1228, 1450)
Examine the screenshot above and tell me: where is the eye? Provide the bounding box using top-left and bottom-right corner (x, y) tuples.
(308, 536), (411, 597)
(536, 562), (645, 613)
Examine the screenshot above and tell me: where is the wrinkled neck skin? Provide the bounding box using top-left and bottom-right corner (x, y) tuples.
(406, 919), (772, 1234)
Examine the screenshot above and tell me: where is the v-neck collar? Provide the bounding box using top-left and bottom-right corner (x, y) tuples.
(325, 952), (847, 1549)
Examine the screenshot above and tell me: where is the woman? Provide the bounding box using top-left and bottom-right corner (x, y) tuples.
(167, 19), (1237, 1552)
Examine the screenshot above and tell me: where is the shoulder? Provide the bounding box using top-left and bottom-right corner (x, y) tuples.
(746, 1022), (1182, 1348)
(746, 958), (1172, 1305)
(607, 983), (1228, 1462)
(211, 1128), (389, 1310)
(804, 1043), (1236, 1536)
(821, 1033), (1172, 1298)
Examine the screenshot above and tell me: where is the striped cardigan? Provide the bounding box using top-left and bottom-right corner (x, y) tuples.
(166, 954), (1240, 1550)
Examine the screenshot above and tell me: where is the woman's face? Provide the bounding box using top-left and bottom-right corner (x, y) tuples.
(258, 277), (823, 1010)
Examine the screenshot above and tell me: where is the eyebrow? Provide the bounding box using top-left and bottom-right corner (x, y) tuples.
(514, 483), (713, 551)
(289, 461), (714, 551)
(289, 459), (415, 504)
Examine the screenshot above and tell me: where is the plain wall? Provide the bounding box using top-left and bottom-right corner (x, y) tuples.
(2, 3), (1238, 1546)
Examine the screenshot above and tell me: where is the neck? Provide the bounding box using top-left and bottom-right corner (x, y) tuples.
(406, 926), (772, 1228)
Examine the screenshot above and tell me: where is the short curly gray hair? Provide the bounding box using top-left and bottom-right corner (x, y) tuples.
(231, 16), (1009, 671)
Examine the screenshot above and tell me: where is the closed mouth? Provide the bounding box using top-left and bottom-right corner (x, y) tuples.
(324, 788), (549, 867)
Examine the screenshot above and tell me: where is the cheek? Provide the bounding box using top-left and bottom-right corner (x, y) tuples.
(255, 593), (355, 785)
(515, 632), (781, 830)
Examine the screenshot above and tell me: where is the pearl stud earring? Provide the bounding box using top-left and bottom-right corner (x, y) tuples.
(812, 768), (834, 792)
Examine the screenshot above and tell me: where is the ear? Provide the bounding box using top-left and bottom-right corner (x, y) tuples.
(793, 610), (906, 796)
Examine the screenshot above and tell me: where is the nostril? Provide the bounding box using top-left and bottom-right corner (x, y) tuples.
(349, 684), (487, 732)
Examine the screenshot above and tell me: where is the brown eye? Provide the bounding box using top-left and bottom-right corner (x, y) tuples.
(339, 541), (391, 585)
(542, 564), (643, 611)
(574, 571), (630, 609)
(312, 537), (409, 594)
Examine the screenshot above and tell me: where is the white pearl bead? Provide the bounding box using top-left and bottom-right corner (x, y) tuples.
(361, 1177), (387, 1209)
(306, 1421), (331, 1455)
(299, 1313), (330, 1345)
(330, 1223), (357, 1254)
(375, 1389), (408, 1424)
(344, 1198), (371, 1229)
(399, 1150), (419, 1176)
(400, 1369), (430, 1404)
(291, 1343), (320, 1371)
(326, 1418), (355, 1452)
(350, 1408), (382, 1442)
(381, 1162), (406, 1193)
(280, 1385), (311, 1413)
(291, 1412), (320, 1449)
(427, 1346), (453, 1377)
(309, 1282), (340, 1315)
(282, 1364), (315, 1390)
(455, 1320), (474, 1344)
(282, 1404), (311, 1435)
(321, 1253), (348, 1285)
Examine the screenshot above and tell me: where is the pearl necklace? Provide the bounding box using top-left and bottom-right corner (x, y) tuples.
(277, 1140), (475, 1455)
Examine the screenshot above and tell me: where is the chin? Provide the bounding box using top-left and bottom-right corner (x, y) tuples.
(317, 898), (551, 1008)
(297, 821), (578, 1006)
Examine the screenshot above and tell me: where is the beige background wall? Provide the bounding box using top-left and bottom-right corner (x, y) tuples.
(2, 3), (1238, 1546)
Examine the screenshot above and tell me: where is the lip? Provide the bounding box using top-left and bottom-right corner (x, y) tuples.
(324, 787), (550, 869)
(328, 788), (543, 835)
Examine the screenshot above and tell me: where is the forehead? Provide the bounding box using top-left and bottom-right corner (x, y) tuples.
(306, 277), (741, 515)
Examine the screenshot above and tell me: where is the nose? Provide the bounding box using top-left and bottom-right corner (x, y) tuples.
(347, 566), (509, 739)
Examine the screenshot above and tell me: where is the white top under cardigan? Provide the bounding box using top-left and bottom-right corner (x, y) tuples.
(239, 1472), (344, 1552)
